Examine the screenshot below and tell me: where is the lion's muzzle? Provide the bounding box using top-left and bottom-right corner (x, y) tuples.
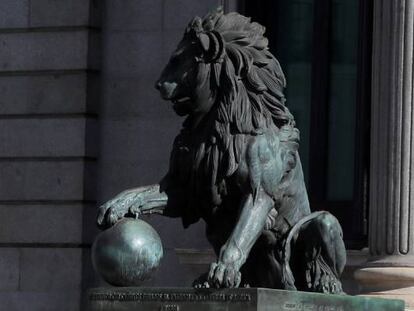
(155, 80), (177, 100)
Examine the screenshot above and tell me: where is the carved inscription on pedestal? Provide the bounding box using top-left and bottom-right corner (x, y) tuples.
(88, 288), (405, 311)
(89, 291), (252, 303)
(161, 305), (179, 311)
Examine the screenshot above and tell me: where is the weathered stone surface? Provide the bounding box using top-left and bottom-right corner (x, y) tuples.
(20, 248), (82, 291)
(0, 248), (20, 291)
(89, 0), (102, 28)
(87, 287), (405, 311)
(368, 0), (414, 261)
(355, 266), (414, 310)
(0, 204), (96, 244)
(0, 161), (87, 201)
(87, 32), (101, 71)
(30, 0), (90, 27)
(161, 30), (187, 60)
(0, 248), (84, 305)
(0, 0), (94, 29)
(353, 0), (414, 308)
(85, 73), (101, 113)
(0, 0), (29, 29)
(99, 119), (178, 163)
(0, 118), (90, 157)
(0, 74), (88, 115)
(0, 1), (98, 311)
(0, 31), (88, 72)
(163, 0), (220, 30)
(104, 32), (162, 77)
(106, 0), (162, 31)
(97, 118), (177, 199)
(0, 291), (81, 311)
(103, 75), (169, 118)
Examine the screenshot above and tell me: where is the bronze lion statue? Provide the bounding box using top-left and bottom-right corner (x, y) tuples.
(97, 8), (346, 294)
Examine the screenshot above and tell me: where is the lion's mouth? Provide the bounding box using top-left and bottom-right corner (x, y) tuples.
(172, 96), (191, 104)
(171, 96), (191, 115)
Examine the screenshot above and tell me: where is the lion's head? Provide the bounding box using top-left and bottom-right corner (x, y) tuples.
(156, 7), (294, 129)
(157, 8), (300, 225)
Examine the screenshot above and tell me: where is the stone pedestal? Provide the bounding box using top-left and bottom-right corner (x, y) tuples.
(87, 287), (404, 311)
(355, 267), (414, 307)
(354, 0), (414, 309)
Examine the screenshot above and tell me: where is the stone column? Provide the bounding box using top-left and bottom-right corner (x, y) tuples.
(354, 0), (414, 308)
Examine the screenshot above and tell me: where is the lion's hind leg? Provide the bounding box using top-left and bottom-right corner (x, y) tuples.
(240, 230), (286, 289)
(291, 212), (346, 294)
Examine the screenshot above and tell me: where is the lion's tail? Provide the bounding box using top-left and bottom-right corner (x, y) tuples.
(280, 211), (326, 290)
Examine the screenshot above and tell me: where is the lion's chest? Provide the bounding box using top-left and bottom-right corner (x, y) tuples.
(169, 137), (198, 186)
(169, 132), (244, 213)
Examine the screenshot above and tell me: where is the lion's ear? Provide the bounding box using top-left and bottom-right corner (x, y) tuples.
(198, 31), (224, 63)
(199, 33), (210, 52)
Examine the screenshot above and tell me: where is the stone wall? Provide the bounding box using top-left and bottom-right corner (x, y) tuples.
(0, 1), (243, 310)
(0, 0), (100, 310)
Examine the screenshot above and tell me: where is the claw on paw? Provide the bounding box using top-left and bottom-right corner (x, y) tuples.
(95, 191), (144, 229)
(207, 262), (241, 288)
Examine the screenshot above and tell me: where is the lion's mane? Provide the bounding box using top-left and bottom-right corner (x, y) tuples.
(169, 8), (300, 226)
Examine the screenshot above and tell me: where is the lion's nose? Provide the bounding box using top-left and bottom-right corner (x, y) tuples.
(157, 81), (177, 99)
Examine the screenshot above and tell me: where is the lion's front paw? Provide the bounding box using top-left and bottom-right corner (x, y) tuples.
(207, 262), (241, 288)
(96, 191), (143, 229)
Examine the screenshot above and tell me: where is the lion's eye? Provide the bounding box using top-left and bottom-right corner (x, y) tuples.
(173, 47), (185, 57)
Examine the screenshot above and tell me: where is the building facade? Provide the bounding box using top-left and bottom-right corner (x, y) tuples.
(0, 0), (413, 310)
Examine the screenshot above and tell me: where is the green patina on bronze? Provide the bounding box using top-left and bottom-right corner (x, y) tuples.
(96, 7), (347, 293)
(92, 219), (163, 286)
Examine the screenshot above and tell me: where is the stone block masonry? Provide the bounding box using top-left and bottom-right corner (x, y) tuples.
(0, 1), (101, 310)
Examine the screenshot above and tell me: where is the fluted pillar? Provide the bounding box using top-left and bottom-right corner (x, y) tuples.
(355, 0), (414, 308)
(369, 0), (414, 263)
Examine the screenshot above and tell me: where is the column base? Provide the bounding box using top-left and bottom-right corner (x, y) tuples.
(354, 267), (414, 310)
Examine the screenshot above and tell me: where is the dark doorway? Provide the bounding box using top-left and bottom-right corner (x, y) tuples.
(243, 0), (372, 249)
